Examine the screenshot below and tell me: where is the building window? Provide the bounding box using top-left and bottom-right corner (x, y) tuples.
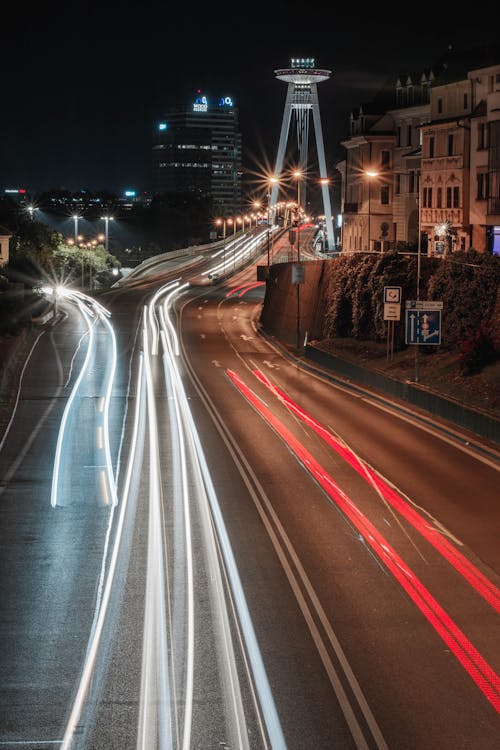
(396, 127), (401, 147)
(447, 134), (454, 156)
(395, 173), (401, 195)
(407, 125), (412, 146)
(478, 122), (488, 149)
(437, 98), (443, 114)
(429, 136), (435, 158)
(380, 185), (390, 204)
(453, 186), (460, 208)
(476, 173), (489, 200)
(463, 92), (468, 109)
(437, 186), (442, 208)
(409, 171), (415, 194)
(381, 150), (390, 168)
(423, 187), (433, 207)
(446, 186), (452, 208)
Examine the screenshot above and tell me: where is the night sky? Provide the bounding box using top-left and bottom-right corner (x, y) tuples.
(1, 1), (497, 195)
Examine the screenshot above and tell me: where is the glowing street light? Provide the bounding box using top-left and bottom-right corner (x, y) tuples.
(72, 214), (81, 244)
(266, 176), (280, 266)
(101, 215), (114, 253)
(27, 204), (38, 221)
(364, 169), (380, 252)
(215, 217), (227, 239)
(293, 170), (304, 353)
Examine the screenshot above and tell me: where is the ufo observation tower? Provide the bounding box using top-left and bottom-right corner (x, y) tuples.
(271, 57), (335, 252)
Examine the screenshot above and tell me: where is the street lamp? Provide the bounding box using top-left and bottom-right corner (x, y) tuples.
(101, 215), (114, 253)
(72, 214), (81, 244)
(364, 170), (379, 252)
(27, 204), (38, 221)
(266, 176), (279, 266)
(293, 170), (304, 353)
(215, 218), (226, 239)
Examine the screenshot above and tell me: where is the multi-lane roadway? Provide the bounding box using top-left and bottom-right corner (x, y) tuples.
(0, 227), (498, 749)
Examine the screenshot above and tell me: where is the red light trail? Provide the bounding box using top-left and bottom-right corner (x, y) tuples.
(226, 368), (500, 715)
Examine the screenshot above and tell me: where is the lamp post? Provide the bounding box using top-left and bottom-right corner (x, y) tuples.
(78, 240), (86, 287)
(365, 170), (379, 252)
(72, 214), (81, 244)
(267, 176), (279, 265)
(293, 170), (303, 353)
(215, 218), (227, 239)
(101, 215), (114, 253)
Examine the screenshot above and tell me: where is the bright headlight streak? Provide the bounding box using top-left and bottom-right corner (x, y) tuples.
(137, 313), (173, 750)
(159, 290), (286, 749)
(148, 279), (180, 356)
(160, 282), (189, 357)
(209, 234), (247, 258)
(159, 329), (195, 750)
(202, 236), (257, 278)
(159, 307), (249, 750)
(60, 355), (146, 750)
(99, 309), (119, 507)
(51, 297), (95, 508)
(158, 288), (249, 750)
(148, 280), (180, 356)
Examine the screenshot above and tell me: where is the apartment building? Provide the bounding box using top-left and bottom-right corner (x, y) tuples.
(338, 44), (500, 256)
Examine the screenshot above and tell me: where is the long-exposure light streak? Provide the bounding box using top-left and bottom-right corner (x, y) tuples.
(137, 311), (173, 750)
(160, 282), (189, 358)
(159, 329), (195, 750)
(50, 290), (118, 508)
(99, 309), (119, 507)
(148, 279), (181, 356)
(61, 355), (146, 749)
(203, 233), (268, 279)
(226, 369), (500, 715)
(160, 293), (251, 750)
(252, 370), (500, 614)
(50, 296), (95, 508)
(158, 285), (286, 748)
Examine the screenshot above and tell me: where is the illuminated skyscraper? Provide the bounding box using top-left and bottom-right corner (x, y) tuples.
(272, 58), (335, 251)
(152, 92), (242, 214)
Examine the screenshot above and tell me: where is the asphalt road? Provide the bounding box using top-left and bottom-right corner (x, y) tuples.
(0, 228), (498, 749)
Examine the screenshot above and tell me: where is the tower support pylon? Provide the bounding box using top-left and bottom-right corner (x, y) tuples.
(271, 57), (335, 252)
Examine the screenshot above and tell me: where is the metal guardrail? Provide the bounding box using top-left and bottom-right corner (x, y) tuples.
(305, 345), (500, 445)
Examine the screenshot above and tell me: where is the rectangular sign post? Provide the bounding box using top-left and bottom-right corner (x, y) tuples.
(383, 287), (402, 360)
(405, 300), (443, 345)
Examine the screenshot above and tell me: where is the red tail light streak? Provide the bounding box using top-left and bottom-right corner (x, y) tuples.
(226, 369), (500, 714)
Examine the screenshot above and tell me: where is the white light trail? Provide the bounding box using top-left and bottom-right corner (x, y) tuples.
(158, 285), (286, 750)
(137, 311), (173, 750)
(50, 295), (95, 508)
(60, 354), (146, 749)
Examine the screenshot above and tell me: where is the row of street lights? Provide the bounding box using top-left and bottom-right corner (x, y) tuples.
(72, 214), (114, 252)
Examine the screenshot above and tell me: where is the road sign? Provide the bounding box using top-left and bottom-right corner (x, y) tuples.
(405, 300), (443, 311)
(384, 303), (401, 321)
(405, 309), (442, 345)
(384, 286), (402, 304)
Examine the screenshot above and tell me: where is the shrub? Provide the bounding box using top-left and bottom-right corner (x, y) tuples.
(458, 327), (498, 375)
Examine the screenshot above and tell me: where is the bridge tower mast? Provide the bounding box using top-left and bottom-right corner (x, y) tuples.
(271, 57), (335, 252)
